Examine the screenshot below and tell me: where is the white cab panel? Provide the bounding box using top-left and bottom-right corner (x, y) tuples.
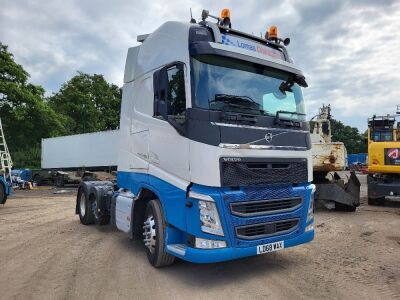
(189, 139), (313, 187)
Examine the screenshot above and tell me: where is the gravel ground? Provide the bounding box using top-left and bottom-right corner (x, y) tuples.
(0, 176), (399, 300)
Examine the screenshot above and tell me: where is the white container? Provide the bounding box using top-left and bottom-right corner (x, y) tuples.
(41, 130), (119, 169)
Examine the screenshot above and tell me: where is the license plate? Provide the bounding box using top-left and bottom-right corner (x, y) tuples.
(257, 241), (284, 255)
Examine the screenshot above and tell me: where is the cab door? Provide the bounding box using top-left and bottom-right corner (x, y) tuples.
(148, 62), (190, 186)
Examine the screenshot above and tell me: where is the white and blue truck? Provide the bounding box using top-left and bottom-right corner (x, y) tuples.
(76, 9), (315, 267)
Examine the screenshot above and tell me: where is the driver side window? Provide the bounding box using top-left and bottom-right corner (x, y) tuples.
(154, 63), (186, 119)
(166, 65), (186, 116)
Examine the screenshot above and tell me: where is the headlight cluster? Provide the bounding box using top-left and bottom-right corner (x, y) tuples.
(306, 184), (316, 232)
(199, 200), (224, 236)
(189, 191), (224, 236)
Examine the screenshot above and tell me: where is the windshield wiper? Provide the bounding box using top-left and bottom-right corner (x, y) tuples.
(275, 110), (306, 127)
(209, 94), (264, 113)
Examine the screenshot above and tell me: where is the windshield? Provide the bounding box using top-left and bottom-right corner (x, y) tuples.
(191, 55), (306, 121)
(371, 130), (394, 142)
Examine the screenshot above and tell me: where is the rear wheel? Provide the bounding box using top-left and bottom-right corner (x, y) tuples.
(77, 187), (94, 225)
(0, 183), (7, 205)
(143, 200), (175, 267)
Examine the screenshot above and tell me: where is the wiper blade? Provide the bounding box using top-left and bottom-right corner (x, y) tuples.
(214, 93), (259, 105)
(276, 110), (306, 117)
(275, 110), (305, 127)
(210, 94), (264, 113)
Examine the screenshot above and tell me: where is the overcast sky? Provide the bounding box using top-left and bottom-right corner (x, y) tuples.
(1, 0), (399, 130)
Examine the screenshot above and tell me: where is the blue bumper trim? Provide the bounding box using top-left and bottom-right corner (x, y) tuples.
(168, 229), (314, 264)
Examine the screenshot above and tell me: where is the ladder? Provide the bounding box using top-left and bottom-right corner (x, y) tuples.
(0, 118), (13, 184)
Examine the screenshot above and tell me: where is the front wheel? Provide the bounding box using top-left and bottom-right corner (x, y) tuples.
(143, 200), (175, 267)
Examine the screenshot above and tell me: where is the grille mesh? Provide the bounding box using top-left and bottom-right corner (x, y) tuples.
(236, 219), (299, 239)
(221, 185), (307, 247)
(220, 159), (308, 186)
(230, 197), (302, 216)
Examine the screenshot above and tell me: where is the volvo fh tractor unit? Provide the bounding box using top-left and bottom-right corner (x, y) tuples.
(76, 9), (315, 267)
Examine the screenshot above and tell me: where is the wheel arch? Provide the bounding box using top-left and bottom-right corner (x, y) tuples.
(131, 186), (163, 239)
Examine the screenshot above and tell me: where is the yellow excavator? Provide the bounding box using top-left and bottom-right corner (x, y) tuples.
(367, 106), (400, 205)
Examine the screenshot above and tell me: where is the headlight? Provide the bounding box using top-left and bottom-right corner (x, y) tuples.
(189, 191), (224, 236)
(307, 184), (316, 223)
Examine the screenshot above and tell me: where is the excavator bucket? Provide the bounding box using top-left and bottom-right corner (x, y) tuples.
(314, 171), (361, 211)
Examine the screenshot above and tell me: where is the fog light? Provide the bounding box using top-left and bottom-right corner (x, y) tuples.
(305, 223), (314, 232)
(195, 237), (227, 249)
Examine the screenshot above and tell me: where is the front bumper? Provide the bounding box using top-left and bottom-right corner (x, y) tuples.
(167, 229), (314, 264)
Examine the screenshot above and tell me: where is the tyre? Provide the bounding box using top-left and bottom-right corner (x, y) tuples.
(55, 174), (65, 187)
(77, 187), (94, 225)
(92, 193), (110, 226)
(0, 183), (7, 205)
(32, 174), (42, 186)
(143, 200), (175, 267)
(368, 197), (384, 206)
(335, 202), (357, 212)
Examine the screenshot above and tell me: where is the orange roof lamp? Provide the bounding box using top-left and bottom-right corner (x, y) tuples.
(219, 8), (231, 28)
(201, 8), (231, 28)
(265, 25), (290, 46)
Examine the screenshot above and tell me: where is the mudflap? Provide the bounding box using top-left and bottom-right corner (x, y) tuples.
(314, 171), (361, 211)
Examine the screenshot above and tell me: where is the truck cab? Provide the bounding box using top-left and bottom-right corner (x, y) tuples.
(367, 113), (400, 204)
(76, 9), (315, 267)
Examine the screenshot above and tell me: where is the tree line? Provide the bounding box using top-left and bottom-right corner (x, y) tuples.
(0, 42), (367, 168)
(0, 43), (121, 168)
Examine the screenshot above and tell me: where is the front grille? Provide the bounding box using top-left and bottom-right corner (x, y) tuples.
(230, 197), (302, 217)
(220, 158), (308, 186)
(236, 219), (299, 240)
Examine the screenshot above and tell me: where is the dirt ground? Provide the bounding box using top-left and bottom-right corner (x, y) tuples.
(1, 175), (399, 300)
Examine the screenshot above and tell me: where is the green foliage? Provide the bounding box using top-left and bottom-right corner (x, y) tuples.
(12, 147), (41, 169)
(0, 43), (122, 168)
(48, 72), (121, 134)
(0, 42), (67, 167)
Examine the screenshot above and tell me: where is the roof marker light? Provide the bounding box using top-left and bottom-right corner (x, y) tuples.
(265, 25), (291, 46)
(219, 8), (231, 28)
(220, 8), (230, 19)
(267, 25), (278, 40)
(201, 8), (231, 28)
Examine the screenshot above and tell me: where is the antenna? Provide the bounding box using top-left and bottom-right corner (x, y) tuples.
(190, 8), (196, 23)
